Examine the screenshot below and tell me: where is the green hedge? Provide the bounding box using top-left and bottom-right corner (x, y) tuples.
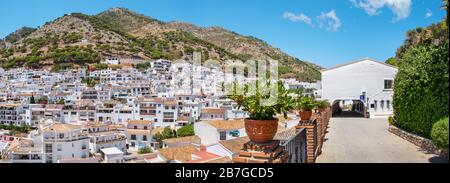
(393, 42), (449, 138)
(431, 118), (449, 150)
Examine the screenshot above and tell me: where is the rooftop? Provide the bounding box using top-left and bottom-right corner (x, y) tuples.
(43, 123), (82, 133)
(100, 147), (124, 155)
(219, 136), (250, 154)
(201, 108), (226, 115)
(162, 136), (201, 145)
(158, 145), (198, 163)
(205, 119), (245, 130)
(128, 120), (152, 126)
(126, 129), (151, 135)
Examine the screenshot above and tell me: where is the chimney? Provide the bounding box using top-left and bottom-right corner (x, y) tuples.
(199, 145), (207, 151)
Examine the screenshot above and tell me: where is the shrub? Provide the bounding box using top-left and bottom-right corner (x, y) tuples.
(431, 118), (449, 150)
(138, 146), (153, 154)
(177, 125), (194, 137)
(388, 116), (396, 126)
(315, 100), (330, 109)
(393, 42), (449, 138)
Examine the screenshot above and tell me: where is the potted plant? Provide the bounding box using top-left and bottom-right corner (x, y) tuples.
(316, 100), (330, 113)
(228, 80), (294, 144)
(296, 96), (315, 121)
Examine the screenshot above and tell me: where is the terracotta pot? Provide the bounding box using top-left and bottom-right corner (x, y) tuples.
(299, 110), (313, 121)
(244, 118), (279, 144)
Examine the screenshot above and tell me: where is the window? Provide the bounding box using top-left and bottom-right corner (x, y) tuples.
(134, 126), (137, 129)
(387, 100), (391, 110)
(57, 144), (62, 151)
(144, 126), (147, 130)
(380, 100), (385, 109)
(384, 79), (393, 90)
(45, 144), (52, 153)
(374, 100), (378, 110)
(131, 135), (136, 140)
(219, 131), (226, 140)
(143, 135), (147, 141)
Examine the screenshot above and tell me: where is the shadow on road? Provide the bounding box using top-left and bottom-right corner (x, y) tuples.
(428, 156), (449, 163)
(332, 111), (365, 118)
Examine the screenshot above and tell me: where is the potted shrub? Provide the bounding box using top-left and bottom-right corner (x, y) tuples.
(296, 96), (315, 121)
(316, 100), (330, 113)
(228, 81), (294, 144)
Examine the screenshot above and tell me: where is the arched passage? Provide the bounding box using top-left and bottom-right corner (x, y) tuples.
(331, 99), (366, 118)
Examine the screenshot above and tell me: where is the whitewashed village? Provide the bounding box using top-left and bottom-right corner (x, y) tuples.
(0, 55), (399, 163)
(1, 1), (448, 164)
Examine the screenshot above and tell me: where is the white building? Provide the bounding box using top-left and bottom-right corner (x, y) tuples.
(321, 58), (398, 118)
(42, 123), (90, 163)
(125, 120), (153, 151)
(194, 119), (247, 146)
(100, 147), (124, 163)
(103, 58), (120, 65)
(0, 103), (28, 126)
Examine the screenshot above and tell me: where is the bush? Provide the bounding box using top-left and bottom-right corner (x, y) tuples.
(393, 42), (449, 138)
(431, 118), (449, 150)
(138, 146), (153, 154)
(176, 125), (194, 137)
(388, 116), (396, 126)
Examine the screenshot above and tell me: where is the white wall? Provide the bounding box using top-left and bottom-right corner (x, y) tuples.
(194, 122), (219, 146)
(206, 144), (233, 159)
(321, 59), (398, 118)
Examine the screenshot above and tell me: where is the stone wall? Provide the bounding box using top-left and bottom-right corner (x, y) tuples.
(388, 125), (446, 157)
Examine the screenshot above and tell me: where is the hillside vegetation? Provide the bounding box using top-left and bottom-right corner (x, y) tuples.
(0, 8), (321, 81)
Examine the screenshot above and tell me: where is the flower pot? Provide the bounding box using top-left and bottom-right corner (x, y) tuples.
(244, 118), (279, 144)
(299, 111), (313, 121)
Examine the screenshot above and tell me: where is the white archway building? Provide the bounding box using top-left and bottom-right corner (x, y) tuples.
(321, 58), (398, 118)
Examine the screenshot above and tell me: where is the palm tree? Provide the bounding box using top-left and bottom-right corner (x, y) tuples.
(443, 0), (449, 27)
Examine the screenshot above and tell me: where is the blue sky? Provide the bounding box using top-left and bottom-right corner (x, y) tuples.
(0, 0), (446, 68)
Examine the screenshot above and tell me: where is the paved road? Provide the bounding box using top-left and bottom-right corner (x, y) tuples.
(316, 117), (447, 163)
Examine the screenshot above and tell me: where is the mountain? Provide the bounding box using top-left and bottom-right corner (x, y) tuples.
(0, 7), (321, 81)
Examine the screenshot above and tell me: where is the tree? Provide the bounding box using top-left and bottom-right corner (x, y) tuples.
(385, 57), (398, 67)
(38, 96), (49, 104)
(151, 50), (162, 59)
(176, 125), (194, 137)
(57, 99), (65, 105)
(161, 126), (176, 139)
(30, 95), (36, 104)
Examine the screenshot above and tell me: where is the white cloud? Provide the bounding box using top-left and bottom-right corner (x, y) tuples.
(283, 12), (312, 24)
(425, 9), (433, 18)
(317, 10), (342, 32)
(350, 0), (412, 22)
